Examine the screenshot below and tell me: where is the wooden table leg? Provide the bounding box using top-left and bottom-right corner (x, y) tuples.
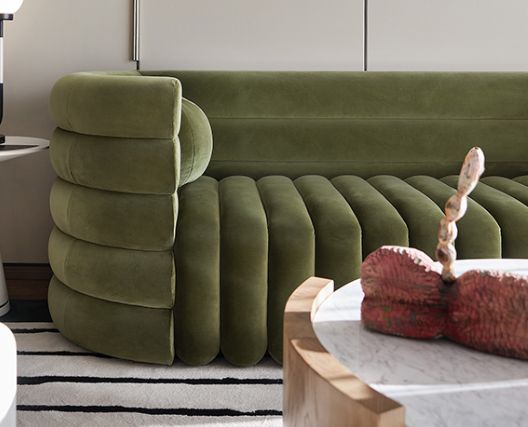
(283, 276), (405, 427)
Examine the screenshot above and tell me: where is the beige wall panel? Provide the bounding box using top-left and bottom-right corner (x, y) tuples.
(368, 0), (528, 71)
(140, 0), (364, 71)
(0, 0), (135, 262)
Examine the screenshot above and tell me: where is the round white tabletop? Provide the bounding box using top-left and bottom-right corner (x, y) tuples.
(313, 259), (528, 427)
(0, 136), (49, 163)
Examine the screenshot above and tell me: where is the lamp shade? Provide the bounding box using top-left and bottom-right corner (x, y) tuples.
(0, 0), (23, 14)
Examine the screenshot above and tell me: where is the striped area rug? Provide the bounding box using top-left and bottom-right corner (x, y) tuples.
(7, 322), (283, 426)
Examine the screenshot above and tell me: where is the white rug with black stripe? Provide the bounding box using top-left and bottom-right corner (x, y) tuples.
(7, 322), (283, 426)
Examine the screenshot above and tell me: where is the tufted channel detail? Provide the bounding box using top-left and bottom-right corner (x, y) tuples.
(48, 172), (528, 365)
(171, 174), (528, 365)
(48, 173), (528, 365)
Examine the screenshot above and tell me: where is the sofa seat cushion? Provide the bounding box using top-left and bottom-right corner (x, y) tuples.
(175, 174), (528, 365)
(48, 173), (528, 367)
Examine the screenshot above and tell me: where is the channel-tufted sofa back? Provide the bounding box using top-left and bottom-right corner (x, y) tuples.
(144, 71), (528, 179)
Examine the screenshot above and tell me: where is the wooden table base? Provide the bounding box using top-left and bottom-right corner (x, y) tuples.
(283, 277), (405, 427)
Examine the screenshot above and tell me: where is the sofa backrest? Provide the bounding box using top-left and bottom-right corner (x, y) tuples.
(143, 71), (528, 179)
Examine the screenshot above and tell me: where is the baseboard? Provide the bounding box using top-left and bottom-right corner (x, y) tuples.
(4, 263), (52, 300)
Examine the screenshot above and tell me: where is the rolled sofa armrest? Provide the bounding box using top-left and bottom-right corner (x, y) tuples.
(49, 71), (213, 191)
(50, 71), (181, 139)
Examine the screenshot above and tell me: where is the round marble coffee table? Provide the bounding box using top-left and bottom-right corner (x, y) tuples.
(283, 259), (528, 427)
(0, 136), (49, 316)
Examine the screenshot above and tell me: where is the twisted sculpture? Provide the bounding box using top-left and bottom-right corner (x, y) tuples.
(360, 147), (528, 360)
(436, 147), (485, 282)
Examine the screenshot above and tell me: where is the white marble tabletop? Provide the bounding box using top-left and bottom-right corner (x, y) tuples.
(0, 136), (49, 162)
(313, 259), (528, 427)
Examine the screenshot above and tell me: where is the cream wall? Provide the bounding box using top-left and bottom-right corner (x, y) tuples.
(0, 0), (135, 262)
(368, 0), (528, 71)
(139, 0), (365, 70)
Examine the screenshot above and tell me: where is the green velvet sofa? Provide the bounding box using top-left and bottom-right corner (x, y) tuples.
(48, 71), (528, 366)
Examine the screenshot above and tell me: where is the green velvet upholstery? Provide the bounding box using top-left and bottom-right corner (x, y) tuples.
(219, 177), (269, 366)
(443, 176), (528, 258)
(257, 176), (315, 362)
(48, 71), (212, 365)
(174, 177), (220, 365)
(50, 178), (177, 251)
(50, 71), (182, 139)
(367, 176), (444, 259)
(294, 176), (361, 287)
(331, 176), (409, 256)
(179, 99), (214, 185)
(146, 71), (528, 179)
(50, 128), (180, 194)
(49, 277), (174, 365)
(48, 71), (528, 366)
(406, 176), (501, 259)
(49, 228), (175, 309)
(50, 72), (212, 189)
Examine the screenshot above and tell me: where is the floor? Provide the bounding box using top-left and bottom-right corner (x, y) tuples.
(1, 300), (51, 323)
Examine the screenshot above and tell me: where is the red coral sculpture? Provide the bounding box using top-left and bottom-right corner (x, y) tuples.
(360, 147), (528, 360)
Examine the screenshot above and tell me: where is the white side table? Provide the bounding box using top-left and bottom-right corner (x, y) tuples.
(0, 323), (16, 427)
(0, 136), (49, 317)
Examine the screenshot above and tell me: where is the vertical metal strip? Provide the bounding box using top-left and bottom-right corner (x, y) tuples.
(133, 0), (140, 68)
(363, 0), (368, 71)
(0, 38), (4, 84)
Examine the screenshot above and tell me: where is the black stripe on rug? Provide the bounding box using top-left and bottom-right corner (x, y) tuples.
(17, 405), (282, 416)
(11, 328), (59, 334)
(18, 376), (283, 385)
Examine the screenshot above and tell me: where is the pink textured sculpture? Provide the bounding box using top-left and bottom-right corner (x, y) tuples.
(360, 147), (528, 360)
(360, 246), (445, 339)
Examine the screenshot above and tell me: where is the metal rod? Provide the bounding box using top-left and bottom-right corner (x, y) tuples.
(0, 37), (3, 85)
(133, 0), (140, 64)
(0, 15), (12, 141)
(363, 0), (368, 71)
